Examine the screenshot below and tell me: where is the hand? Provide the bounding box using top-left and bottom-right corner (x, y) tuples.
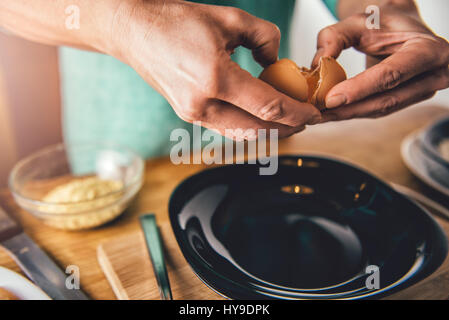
(110, 0), (321, 140)
(312, 5), (449, 121)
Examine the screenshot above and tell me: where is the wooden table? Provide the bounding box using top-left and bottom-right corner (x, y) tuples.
(1, 105), (449, 300)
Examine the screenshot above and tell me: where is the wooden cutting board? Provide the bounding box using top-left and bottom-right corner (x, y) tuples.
(97, 222), (224, 300)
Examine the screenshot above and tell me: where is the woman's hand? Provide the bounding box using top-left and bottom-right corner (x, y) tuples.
(110, 0), (321, 140)
(313, 5), (449, 121)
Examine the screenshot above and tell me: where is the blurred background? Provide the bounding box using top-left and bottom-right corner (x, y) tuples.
(0, 0), (448, 187)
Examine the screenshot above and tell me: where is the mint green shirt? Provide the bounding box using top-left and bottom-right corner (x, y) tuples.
(60, 0), (337, 158)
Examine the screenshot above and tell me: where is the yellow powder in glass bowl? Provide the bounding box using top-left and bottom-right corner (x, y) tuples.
(43, 177), (123, 204)
(38, 177), (127, 230)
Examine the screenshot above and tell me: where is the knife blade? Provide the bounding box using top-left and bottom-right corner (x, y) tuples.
(0, 206), (89, 300)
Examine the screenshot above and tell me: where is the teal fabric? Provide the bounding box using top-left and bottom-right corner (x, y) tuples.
(322, 0), (339, 19)
(61, 0), (327, 159)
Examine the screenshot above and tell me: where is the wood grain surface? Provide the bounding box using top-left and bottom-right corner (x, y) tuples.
(1, 104), (449, 300)
(97, 223), (224, 300)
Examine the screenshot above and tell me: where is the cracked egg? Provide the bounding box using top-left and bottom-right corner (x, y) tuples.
(259, 57), (347, 110)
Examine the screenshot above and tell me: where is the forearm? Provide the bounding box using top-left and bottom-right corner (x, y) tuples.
(0, 0), (146, 56)
(337, 0), (418, 20)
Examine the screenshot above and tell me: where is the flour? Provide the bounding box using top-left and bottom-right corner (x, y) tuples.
(38, 177), (125, 230)
(43, 177), (123, 204)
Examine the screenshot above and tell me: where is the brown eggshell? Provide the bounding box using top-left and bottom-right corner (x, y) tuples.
(259, 57), (346, 110)
(259, 59), (309, 102)
(310, 57), (347, 109)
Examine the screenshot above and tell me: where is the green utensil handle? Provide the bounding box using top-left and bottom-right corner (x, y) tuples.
(139, 214), (173, 300)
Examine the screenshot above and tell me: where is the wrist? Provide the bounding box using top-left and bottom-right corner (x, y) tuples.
(379, 0), (420, 19)
(337, 0), (419, 20)
(102, 0), (172, 64)
(81, 0), (134, 58)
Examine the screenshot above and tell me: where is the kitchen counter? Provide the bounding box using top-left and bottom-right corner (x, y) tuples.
(1, 104), (449, 300)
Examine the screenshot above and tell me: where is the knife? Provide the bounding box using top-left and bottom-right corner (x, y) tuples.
(0, 206), (89, 300)
(139, 214), (173, 300)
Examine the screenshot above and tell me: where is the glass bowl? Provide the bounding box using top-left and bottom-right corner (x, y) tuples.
(9, 143), (144, 230)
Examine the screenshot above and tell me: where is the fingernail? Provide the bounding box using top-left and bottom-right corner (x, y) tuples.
(293, 125), (306, 134)
(326, 94), (347, 109)
(308, 114), (322, 125)
(322, 112), (338, 122)
(312, 48), (324, 68)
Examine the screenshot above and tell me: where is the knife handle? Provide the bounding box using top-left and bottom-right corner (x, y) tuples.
(139, 214), (173, 300)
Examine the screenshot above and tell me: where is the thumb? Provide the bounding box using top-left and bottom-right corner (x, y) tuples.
(231, 9), (281, 67)
(312, 15), (365, 68)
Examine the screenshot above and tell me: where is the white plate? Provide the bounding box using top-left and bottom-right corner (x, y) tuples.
(401, 131), (449, 197)
(0, 266), (51, 300)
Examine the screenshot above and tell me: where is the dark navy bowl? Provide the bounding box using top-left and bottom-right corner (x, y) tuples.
(169, 155), (448, 299)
